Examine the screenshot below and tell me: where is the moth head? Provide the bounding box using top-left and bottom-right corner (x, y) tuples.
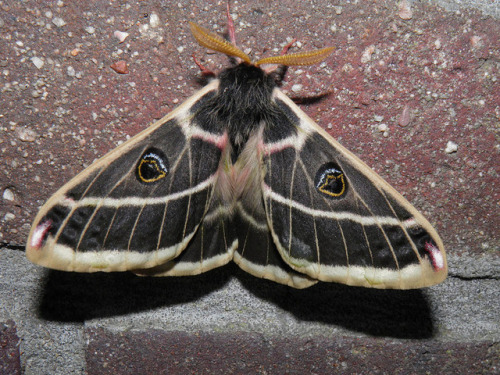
(189, 21), (334, 68)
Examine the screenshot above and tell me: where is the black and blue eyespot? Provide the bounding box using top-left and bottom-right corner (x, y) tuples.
(136, 148), (169, 184)
(314, 162), (347, 199)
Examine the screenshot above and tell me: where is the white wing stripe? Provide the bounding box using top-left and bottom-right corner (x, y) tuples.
(263, 184), (417, 228)
(61, 175), (217, 208)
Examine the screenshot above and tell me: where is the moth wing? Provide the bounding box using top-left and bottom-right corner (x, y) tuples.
(134, 199), (237, 276)
(262, 89), (447, 289)
(217, 134), (316, 289)
(26, 81), (225, 273)
(234, 202), (317, 289)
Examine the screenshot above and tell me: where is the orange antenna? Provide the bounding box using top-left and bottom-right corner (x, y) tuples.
(189, 22), (251, 64)
(255, 47), (335, 67)
(189, 21), (334, 68)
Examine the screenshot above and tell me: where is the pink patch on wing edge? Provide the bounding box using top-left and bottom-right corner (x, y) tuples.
(30, 220), (52, 249)
(192, 130), (228, 150)
(424, 242), (445, 271)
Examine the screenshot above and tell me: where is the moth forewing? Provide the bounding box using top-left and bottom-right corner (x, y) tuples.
(26, 81), (221, 272)
(262, 89), (447, 289)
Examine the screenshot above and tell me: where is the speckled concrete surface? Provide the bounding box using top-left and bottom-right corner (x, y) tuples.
(0, 0), (498, 374)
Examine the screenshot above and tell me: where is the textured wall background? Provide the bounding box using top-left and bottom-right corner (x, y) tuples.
(1, 0), (498, 374)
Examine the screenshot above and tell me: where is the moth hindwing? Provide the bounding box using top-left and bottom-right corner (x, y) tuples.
(26, 17), (447, 290)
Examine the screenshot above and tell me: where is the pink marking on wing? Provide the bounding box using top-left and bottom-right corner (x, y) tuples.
(424, 242), (444, 271)
(192, 130), (228, 150)
(30, 220), (52, 249)
(215, 132), (229, 149)
(262, 138), (296, 156)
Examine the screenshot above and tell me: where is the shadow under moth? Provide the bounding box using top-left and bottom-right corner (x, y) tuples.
(26, 16), (447, 289)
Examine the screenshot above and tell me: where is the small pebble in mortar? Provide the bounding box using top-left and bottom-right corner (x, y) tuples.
(445, 141), (458, 154)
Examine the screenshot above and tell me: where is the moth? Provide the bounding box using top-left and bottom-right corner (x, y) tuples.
(26, 17), (447, 289)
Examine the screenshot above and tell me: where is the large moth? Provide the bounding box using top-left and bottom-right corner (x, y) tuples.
(26, 17), (447, 289)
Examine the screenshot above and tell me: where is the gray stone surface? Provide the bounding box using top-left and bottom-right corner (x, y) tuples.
(0, 248), (85, 374)
(1, 247), (498, 374)
(432, 0), (500, 18)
